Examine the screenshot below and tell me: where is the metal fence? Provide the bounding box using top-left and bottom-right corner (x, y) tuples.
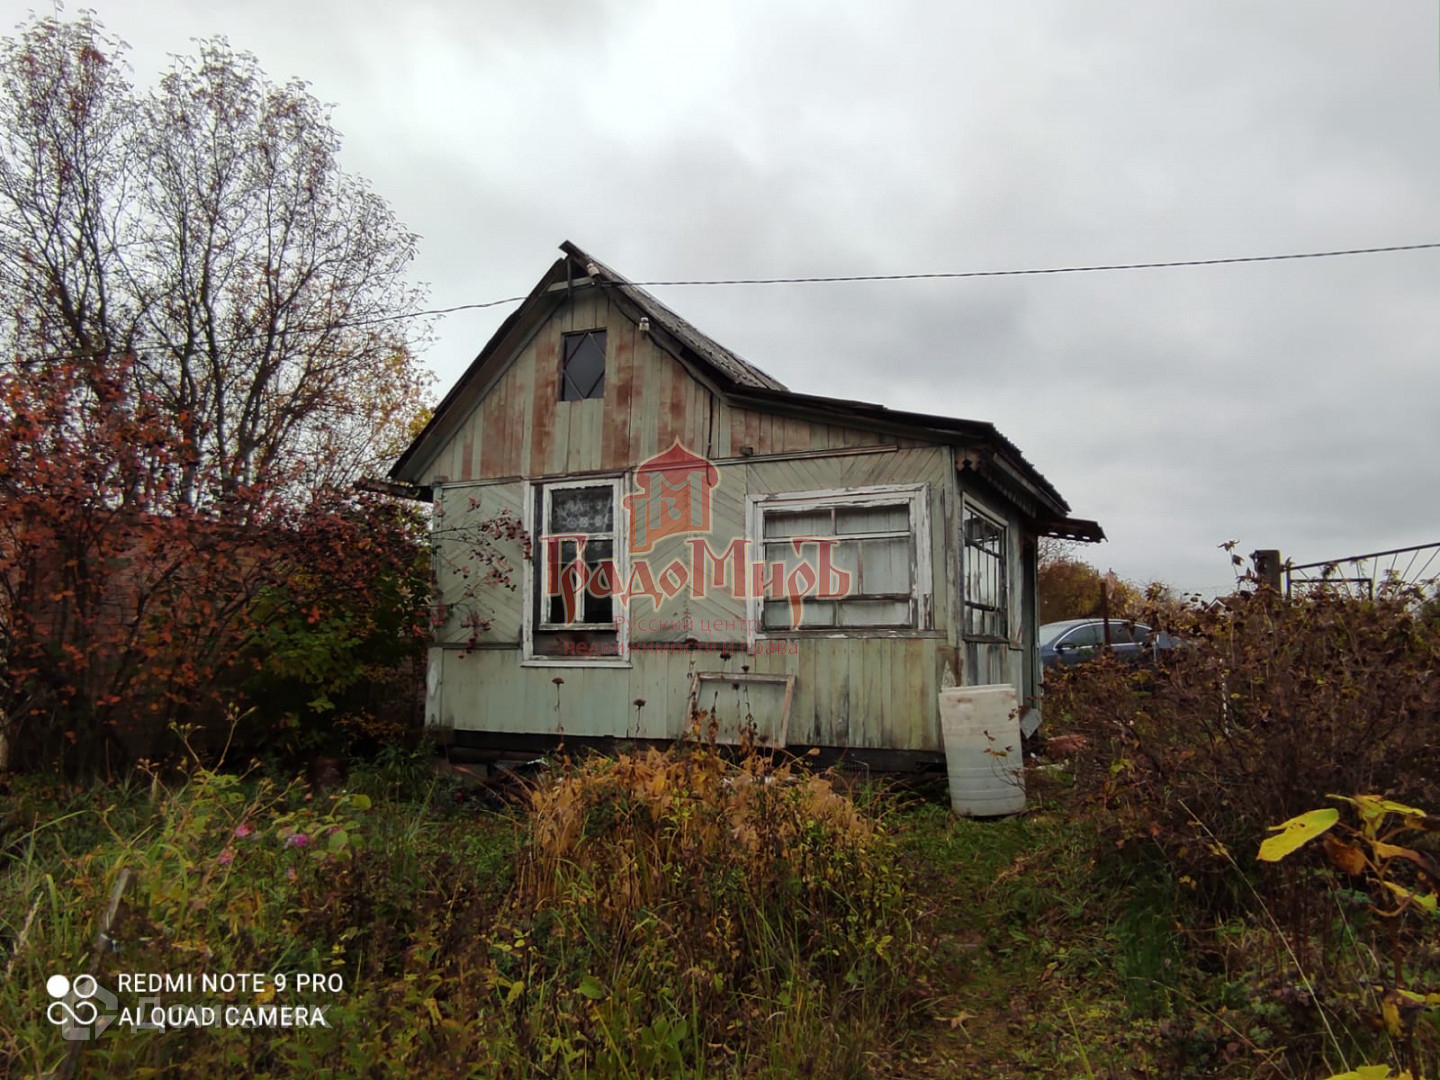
(1277, 541), (1440, 600)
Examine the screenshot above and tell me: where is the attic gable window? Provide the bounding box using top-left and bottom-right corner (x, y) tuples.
(561, 330), (606, 400)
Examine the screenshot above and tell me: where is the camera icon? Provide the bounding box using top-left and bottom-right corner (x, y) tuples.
(46, 973), (118, 1041)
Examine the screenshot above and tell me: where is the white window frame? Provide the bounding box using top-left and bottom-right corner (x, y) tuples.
(961, 497), (1009, 642)
(521, 476), (630, 667)
(745, 484), (932, 641)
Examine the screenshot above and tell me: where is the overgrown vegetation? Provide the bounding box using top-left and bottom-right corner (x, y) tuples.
(1, 741), (926, 1078)
(0, 12), (441, 775)
(5, 579), (1439, 1077)
(1047, 578), (1440, 1078)
(489, 745), (922, 1076)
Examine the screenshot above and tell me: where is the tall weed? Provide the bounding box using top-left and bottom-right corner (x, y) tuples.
(485, 744), (924, 1076)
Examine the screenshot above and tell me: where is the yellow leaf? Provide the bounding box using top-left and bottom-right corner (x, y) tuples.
(1382, 996), (1404, 1036)
(1371, 842), (1420, 861)
(1258, 808), (1339, 862)
(1323, 1065), (1401, 1080)
(1381, 881), (1437, 914)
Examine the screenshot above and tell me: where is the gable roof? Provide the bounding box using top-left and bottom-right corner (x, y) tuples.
(389, 242), (1102, 542)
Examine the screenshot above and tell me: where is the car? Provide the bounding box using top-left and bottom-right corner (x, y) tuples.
(1039, 618), (1177, 671)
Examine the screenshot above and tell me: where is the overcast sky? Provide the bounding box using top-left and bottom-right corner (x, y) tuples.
(11, 1), (1439, 595)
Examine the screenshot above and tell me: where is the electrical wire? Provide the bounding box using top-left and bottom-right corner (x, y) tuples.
(360, 239), (1440, 326)
(13, 239), (1440, 358)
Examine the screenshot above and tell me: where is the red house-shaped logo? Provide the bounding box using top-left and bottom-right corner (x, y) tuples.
(623, 441), (721, 555)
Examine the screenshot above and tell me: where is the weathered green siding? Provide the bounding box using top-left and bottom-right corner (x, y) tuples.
(419, 288), (1039, 755)
(427, 635), (949, 752)
(430, 480), (526, 646)
(426, 445), (996, 753)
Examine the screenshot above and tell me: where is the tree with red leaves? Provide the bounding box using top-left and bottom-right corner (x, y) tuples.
(0, 14), (436, 773)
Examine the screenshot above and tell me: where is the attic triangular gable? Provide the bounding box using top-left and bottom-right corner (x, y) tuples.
(391, 244), (798, 486)
(393, 266), (755, 483)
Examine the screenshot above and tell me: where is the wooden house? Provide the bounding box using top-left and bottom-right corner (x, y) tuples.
(389, 242), (1103, 767)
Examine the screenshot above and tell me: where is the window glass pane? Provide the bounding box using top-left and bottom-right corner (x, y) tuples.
(549, 487), (613, 533)
(581, 538), (614, 563)
(1064, 624), (1102, 648)
(547, 594), (612, 625)
(764, 509), (833, 538)
(583, 590), (613, 624)
(836, 599), (910, 626)
(799, 600), (835, 628)
(966, 606), (1004, 637)
(964, 511), (1004, 548)
(962, 506), (1006, 638)
(836, 504), (909, 534)
(540, 483), (616, 627)
(761, 539), (810, 580)
(758, 494), (922, 630)
(765, 537), (862, 596)
(762, 599), (838, 629)
(800, 536), (857, 581)
(859, 537), (910, 594)
(562, 331), (606, 400)
(965, 555), (1001, 609)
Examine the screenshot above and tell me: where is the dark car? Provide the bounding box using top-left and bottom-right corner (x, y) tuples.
(1039, 618), (1176, 671)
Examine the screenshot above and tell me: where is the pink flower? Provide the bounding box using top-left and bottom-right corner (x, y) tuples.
(234, 822), (254, 839)
(284, 832), (310, 849)
(217, 847), (235, 866)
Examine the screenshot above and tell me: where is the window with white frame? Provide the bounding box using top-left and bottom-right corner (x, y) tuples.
(962, 503), (1007, 638)
(752, 487), (928, 631)
(535, 479), (621, 629)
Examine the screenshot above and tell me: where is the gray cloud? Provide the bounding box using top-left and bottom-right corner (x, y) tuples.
(6, 0), (1437, 594)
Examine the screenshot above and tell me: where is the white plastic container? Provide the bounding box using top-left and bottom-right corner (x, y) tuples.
(939, 684), (1026, 817)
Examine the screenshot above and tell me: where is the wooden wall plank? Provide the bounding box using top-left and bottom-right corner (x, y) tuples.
(439, 637), (950, 753)
(603, 316), (637, 469)
(529, 322), (559, 476)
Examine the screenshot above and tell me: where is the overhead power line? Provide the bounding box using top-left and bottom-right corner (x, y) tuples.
(623, 240), (1440, 287)
(17, 240), (1440, 358)
(374, 239), (1440, 326)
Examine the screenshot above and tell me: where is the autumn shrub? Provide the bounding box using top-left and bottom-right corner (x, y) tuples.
(1, 740), (925, 1079)
(0, 349), (430, 773)
(1256, 796), (1440, 1079)
(1044, 584), (1440, 1075)
(1051, 584), (1440, 913)
(479, 744), (925, 1077)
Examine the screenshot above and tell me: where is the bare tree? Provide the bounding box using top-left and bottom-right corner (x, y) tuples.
(0, 15), (433, 505)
